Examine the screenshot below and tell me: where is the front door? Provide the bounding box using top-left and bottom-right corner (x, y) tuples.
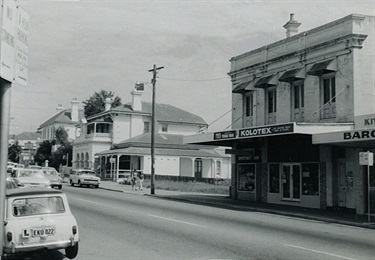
(282, 164), (301, 201)
(338, 162), (346, 207)
(194, 159), (202, 179)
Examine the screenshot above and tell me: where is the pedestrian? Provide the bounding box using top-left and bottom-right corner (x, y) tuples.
(138, 171), (144, 191)
(131, 169), (138, 191)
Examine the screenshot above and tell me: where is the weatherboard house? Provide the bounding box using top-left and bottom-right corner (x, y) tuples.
(72, 84), (231, 181)
(185, 14), (375, 216)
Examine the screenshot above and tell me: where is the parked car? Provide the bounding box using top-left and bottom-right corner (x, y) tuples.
(11, 168), (51, 188)
(28, 165), (42, 170)
(3, 188), (79, 259)
(6, 177), (19, 189)
(7, 162), (17, 173)
(42, 167), (63, 189)
(69, 169), (101, 188)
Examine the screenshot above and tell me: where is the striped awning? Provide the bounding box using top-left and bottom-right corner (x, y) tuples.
(307, 59), (337, 76)
(232, 81), (251, 93)
(279, 68), (305, 82)
(254, 75), (278, 88)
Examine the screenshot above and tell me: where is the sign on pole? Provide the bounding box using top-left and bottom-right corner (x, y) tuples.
(359, 151), (374, 166)
(0, 0), (17, 82)
(15, 6), (29, 86)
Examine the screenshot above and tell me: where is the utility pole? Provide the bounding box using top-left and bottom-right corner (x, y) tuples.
(148, 64), (164, 195)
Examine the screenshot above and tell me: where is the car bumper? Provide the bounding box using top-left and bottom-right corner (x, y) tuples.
(3, 238), (79, 254)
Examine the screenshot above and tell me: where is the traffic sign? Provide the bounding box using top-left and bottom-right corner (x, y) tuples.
(359, 151), (374, 166)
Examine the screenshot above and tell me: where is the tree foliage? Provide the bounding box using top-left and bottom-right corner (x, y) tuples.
(34, 140), (53, 165)
(8, 141), (22, 162)
(34, 127), (73, 169)
(83, 90), (122, 117)
(55, 126), (69, 145)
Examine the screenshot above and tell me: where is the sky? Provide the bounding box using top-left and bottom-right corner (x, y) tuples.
(9, 0), (375, 135)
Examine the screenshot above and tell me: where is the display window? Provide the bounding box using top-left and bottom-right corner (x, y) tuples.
(238, 164), (256, 192)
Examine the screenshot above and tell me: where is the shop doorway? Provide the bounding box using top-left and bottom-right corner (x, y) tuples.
(337, 162), (347, 207)
(282, 164), (301, 201)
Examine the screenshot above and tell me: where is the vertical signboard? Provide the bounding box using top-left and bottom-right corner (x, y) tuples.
(15, 5), (29, 86)
(0, 0), (17, 82)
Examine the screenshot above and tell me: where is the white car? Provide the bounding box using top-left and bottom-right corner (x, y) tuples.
(42, 167), (63, 189)
(3, 188), (79, 259)
(11, 168), (51, 189)
(69, 169), (101, 188)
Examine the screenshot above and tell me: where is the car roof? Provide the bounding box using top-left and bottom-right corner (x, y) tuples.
(72, 169), (94, 172)
(6, 188), (64, 198)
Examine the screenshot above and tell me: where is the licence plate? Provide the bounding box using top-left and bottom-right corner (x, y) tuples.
(32, 227), (55, 237)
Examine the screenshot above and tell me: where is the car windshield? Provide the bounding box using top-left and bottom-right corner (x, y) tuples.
(43, 170), (58, 176)
(18, 170), (45, 178)
(13, 197), (65, 216)
(81, 171), (95, 175)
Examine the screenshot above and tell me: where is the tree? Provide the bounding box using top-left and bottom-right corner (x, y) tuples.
(8, 141), (21, 162)
(34, 140), (53, 166)
(55, 126), (69, 146)
(83, 90), (122, 117)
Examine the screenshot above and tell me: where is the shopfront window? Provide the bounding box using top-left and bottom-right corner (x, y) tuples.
(269, 164), (280, 193)
(301, 163), (319, 196)
(238, 164), (256, 192)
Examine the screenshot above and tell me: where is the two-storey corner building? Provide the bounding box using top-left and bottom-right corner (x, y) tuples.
(73, 84), (231, 181)
(185, 14), (375, 216)
(38, 98), (84, 141)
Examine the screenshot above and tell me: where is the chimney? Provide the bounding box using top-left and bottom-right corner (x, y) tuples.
(131, 82), (144, 111)
(105, 97), (111, 111)
(56, 104), (64, 114)
(283, 13), (301, 38)
(71, 98), (79, 122)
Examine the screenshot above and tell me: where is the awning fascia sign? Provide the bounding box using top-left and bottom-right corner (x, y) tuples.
(313, 128), (375, 145)
(238, 123), (294, 138)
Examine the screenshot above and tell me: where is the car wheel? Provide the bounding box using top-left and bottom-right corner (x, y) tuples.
(58, 185), (62, 189)
(95, 185), (99, 189)
(78, 180), (82, 187)
(65, 242), (79, 259)
(70, 180), (74, 186)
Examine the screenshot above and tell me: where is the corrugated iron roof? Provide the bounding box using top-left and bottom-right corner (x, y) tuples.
(111, 102), (207, 125)
(39, 109), (84, 128)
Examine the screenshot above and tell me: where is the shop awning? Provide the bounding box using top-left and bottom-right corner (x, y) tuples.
(254, 75), (278, 88)
(278, 68), (305, 82)
(95, 146), (225, 158)
(307, 59), (337, 76)
(313, 128), (375, 147)
(184, 122), (354, 146)
(232, 81), (251, 93)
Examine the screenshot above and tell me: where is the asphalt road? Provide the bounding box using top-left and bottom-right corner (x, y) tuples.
(10, 184), (375, 260)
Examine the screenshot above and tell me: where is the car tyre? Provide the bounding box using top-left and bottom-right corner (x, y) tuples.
(65, 242), (79, 259)
(78, 180), (82, 187)
(58, 185), (62, 189)
(95, 185), (99, 189)
(70, 180), (74, 186)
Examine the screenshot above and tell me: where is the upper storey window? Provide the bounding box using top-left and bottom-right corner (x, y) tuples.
(307, 59), (337, 120)
(254, 75), (278, 125)
(244, 92), (254, 127)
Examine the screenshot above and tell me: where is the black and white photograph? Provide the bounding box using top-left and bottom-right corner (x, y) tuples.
(1, 0), (374, 259)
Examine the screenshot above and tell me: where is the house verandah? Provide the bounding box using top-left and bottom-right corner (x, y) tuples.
(94, 133), (231, 182)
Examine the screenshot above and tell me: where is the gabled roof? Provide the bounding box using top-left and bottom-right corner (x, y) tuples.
(10, 132), (41, 141)
(39, 109), (84, 128)
(89, 102), (207, 126)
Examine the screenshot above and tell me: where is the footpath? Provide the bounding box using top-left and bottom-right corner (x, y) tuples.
(98, 180), (375, 230)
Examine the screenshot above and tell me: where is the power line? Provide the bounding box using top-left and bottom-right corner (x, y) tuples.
(159, 76), (229, 82)
(208, 108), (233, 127)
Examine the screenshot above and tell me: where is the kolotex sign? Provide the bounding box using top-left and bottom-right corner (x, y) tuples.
(238, 123), (294, 138)
(213, 123), (294, 141)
